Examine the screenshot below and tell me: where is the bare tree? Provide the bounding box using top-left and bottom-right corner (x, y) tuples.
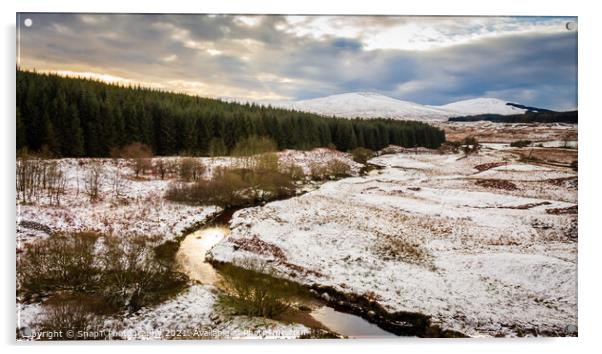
(84, 162), (104, 202)
(178, 157), (206, 182)
(118, 143), (153, 177)
(110, 169), (126, 200)
(16, 156), (67, 205)
(46, 162), (67, 205)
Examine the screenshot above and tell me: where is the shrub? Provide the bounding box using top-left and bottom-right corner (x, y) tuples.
(327, 160), (352, 177)
(109, 169), (126, 200)
(153, 158), (177, 180)
(232, 136), (278, 169)
(33, 294), (110, 340)
(255, 152), (280, 172)
(510, 140), (532, 148)
(98, 235), (188, 310)
(281, 162), (305, 181)
(45, 161), (67, 205)
(439, 141), (462, 153)
(165, 165), (294, 207)
(178, 157), (206, 181)
(117, 142), (153, 177)
(350, 147), (374, 164)
(217, 260), (307, 318)
(461, 136), (480, 155)
(18, 232), (187, 312)
(309, 160), (351, 181)
(17, 232), (100, 297)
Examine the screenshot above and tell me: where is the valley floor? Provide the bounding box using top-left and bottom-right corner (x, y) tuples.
(16, 136), (578, 338)
(209, 147), (577, 337)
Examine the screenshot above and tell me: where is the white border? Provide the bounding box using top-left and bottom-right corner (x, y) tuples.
(2, 1), (600, 354)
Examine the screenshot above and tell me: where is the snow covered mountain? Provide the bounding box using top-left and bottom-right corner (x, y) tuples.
(285, 92), (456, 121)
(435, 97), (527, 116)
(223, 92), (539, 121)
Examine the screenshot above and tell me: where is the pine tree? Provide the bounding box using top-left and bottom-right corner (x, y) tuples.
(16, 108), (27, 151)
(64, 104), (84, 156)
(40, 112), (59, 155)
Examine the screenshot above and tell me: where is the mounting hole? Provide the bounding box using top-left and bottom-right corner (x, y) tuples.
(565, 21), (576, 31)
(24, 18), (32, 27)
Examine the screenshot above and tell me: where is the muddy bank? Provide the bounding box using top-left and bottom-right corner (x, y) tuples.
(307, 284), (467, 337)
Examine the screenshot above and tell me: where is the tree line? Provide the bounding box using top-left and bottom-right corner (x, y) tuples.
(17, 69), (446, 157)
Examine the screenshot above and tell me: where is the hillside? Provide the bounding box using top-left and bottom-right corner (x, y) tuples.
(436, 97), (527, 116)
(251, 92), (550, 121)
(284, 92), (455, 121)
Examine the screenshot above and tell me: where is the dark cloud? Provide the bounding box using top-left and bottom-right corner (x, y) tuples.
(17, 14), (577, 110)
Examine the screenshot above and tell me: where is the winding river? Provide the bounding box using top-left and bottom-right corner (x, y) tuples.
(176, 219), (396, 338)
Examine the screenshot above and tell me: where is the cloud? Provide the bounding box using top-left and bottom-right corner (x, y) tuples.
(17, 14), (577, 110)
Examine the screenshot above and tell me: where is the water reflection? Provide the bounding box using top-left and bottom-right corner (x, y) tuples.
(311, 306), (396, 338)
(176, 226), (229, 284)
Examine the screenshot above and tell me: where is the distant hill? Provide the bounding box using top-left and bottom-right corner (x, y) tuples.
(236, 93), (553, 122)
(448, 110), (577, 124)
(436, 98), (527, 116)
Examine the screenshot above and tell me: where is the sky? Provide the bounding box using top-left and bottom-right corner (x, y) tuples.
(17, 14), (578, 110)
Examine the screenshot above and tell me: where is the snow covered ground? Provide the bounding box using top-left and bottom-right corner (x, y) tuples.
(16, 158), (220, 246)
(209, 149), (578, 337)
(16, 148), (359, 340)
(438, 121), (577, 144)
(120, 285), (309, 340)
(16, 148), (359, 246)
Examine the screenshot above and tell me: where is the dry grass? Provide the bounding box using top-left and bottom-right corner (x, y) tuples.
(475, 179), (519, 191)
(373, 232), (435, 270)
(510, 148), (577, 165)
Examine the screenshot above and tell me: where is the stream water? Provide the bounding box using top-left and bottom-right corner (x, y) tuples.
(176, 217), (396, 338)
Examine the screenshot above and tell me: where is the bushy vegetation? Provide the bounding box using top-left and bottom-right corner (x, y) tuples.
(280, 162), (305, 181)
(114, 142), (153, 177)
(32, 294), (113, 340)
(17, 232), (187, 311)
(177, 157), (206, 182)
(165, 136), (300, 207)
(350, 147), (374, 164)
(165, 164), (295, 208)
(18, 232), (100, 294)
(98, 235), (187, 309)
(17, 69), (445, 157)
(308, 160), (352, 181)
(217, 261), (308, 318)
